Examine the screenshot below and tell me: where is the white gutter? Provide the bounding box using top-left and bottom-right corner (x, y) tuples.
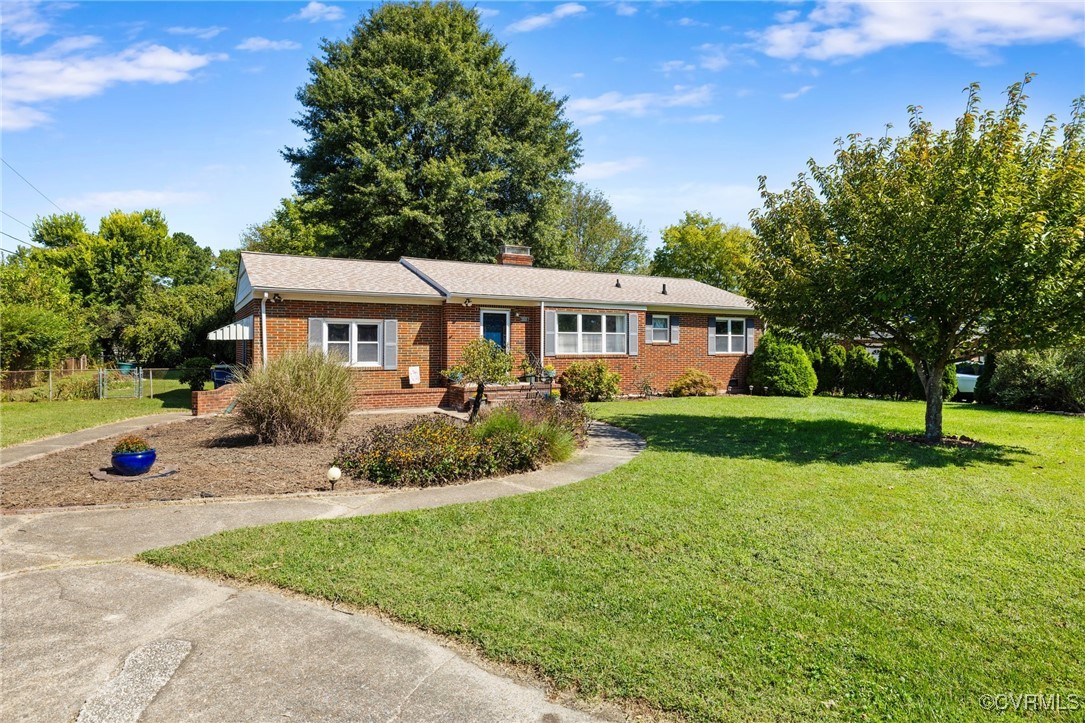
(260, 291), (268, 368)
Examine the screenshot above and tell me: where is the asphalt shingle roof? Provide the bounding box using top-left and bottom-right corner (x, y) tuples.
(402, 257), (752, 310)
(240, 252), (444, 298)
(240, 251), (753, 311)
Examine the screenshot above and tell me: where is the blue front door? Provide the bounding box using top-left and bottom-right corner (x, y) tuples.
(482, 311), (507, 348)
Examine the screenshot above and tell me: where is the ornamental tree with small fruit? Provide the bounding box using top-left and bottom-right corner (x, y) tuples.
(748, 77), (1085, 441)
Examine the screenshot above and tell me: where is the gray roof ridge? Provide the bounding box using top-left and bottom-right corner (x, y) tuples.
(240, 251), (404, 266)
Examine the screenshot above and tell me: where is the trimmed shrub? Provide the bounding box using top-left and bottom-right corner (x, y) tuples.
(667, 368), (718, 397)
(234, 349), (353, 445)
(875, 348), (917, 400)
(813, 344), (846, 395)
(974, 353), (996, 404)
(334, 417), (492, 487)
(178, 356), (213, 392)
(842, 346), (877, 397)
(749, 333), (817, 397)
(988, 347), (1085, 412)
(561, 360), (621, 402)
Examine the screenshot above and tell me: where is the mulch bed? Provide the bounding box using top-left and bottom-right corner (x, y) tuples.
(885, 432), (984, 448)
(2, 413), (422, 511)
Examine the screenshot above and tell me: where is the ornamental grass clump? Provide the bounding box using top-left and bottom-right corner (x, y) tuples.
(234, 349), (353, 445)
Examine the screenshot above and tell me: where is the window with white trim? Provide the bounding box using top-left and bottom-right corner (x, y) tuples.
(324, 320), (382, 366)
(648, 314), (670, 343)
(713, 317), (747, 354)
(556, 313), (627, 354)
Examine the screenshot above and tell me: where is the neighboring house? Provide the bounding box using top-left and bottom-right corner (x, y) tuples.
(198, 245), (761, 413)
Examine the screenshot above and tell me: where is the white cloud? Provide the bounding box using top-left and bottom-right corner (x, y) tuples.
(476, 7), (500, 19)
(676, 17), (709, 28)
(688, 114), (723, 123)
(576, 157), (647, 180)
(757, 1), (1085, 60)
(59, 190), (209, 212)
(166, 26), (227, 40)
(775, 9), (801, 23)
(568, 85), (713, 124)
(0, 1), (54, 44)
(236, 37), (301, 51)
(697, 43), (729, 71)
(660, 59), (695, 73)
(288, 1), (345, 23)
(572, 71), (586, 79)
(1, 39), (226, 131)
(507, 3), (586, 33)
(781, 84), (814, 100)
(615, 2), (638, 17)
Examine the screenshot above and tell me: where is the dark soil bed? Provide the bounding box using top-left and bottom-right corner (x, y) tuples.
(2, 413), (422, 511)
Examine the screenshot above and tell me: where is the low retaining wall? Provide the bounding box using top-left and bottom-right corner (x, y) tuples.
(191, 384), (239, 416)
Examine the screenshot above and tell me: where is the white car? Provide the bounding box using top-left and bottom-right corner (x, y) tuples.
(955, 361), (984, 399)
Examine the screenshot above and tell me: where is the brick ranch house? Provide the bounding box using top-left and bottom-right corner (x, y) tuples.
(195, 245), (762, 414)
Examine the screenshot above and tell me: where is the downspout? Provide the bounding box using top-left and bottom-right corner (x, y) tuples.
(260, 291), (269, 368)
(539, 300), (545, 366)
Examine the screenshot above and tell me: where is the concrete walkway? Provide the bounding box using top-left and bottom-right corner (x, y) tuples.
(1, 421), (644, 722)
(1, 412), (194, 468)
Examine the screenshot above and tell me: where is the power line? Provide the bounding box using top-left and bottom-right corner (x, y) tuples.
(2, 210), (32, 229)
(0, 230), (32, 246)
(1, 158), (66, 213)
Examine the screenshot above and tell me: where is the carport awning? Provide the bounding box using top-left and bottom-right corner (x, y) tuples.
(207, 317), (253, 341)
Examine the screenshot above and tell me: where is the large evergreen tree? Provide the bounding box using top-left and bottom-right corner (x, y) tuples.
(284, 1), (581, 266)
(749, 78), (1085, 441)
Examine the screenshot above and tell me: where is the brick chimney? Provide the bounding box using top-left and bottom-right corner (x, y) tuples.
(496, 244), (533, 266)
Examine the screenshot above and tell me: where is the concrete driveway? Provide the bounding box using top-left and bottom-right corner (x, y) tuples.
(1, 423), (643, 722)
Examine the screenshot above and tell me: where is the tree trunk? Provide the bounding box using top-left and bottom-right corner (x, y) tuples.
(924, 362), (945, 442)
(468, 383), (485, 422)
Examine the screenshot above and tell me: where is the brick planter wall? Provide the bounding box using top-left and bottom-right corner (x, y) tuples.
(191, 383), (239, 416)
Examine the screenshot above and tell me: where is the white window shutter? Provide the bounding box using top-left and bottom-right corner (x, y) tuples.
(708, 316), (715, 356)
(383, 319), (398, 370)
(670, 315), (680, 344)
(308, 318), (323, 352)
(746, 318), (756, 355)
(545, 311), (556, 356)
(628, 312), (638, 356)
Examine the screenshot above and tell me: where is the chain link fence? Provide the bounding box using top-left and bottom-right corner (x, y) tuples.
(1, 368), (184, 402)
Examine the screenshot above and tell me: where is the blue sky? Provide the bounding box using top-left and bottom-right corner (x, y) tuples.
(2, 1), (1083, 255)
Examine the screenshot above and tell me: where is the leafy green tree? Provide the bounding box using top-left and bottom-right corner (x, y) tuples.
(749, 78), (1085, 440)
(284, 1), (581, 266)
(0, 251), (91, 369)
(240, 196), (333, 256)
(557, 183), (648, 273)
(443, 338), (514, 421)
(842, 346), (877, 397)
(651, 211), (755, 292)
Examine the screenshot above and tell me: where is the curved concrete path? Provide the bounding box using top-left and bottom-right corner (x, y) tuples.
(1, 421), (644, 722)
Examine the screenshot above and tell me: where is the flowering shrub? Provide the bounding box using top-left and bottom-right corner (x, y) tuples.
(334, 417), (493, 487)
(113, 435), (151, 454)
(335, 401), (589, 487)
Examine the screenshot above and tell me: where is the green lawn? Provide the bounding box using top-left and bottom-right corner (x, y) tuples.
(1, 381), (190, 447)
(141, 397), (1084, 721)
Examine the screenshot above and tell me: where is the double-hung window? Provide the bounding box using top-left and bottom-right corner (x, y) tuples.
(555, 313), (627, 354)
(713, 317), (747, 354)
(649, 315), (670, 344)
(324, 320), (382, 366)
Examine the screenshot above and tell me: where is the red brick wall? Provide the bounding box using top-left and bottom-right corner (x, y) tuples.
(229, 297), (760, 410)
(544, 308), (763, 395)
(191, 383), (239, 416)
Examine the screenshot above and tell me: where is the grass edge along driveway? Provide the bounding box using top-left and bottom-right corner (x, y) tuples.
(141, 396), (1084, 722)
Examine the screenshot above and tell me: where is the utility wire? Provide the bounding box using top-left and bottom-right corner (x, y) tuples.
(0, 229), (32, 246)
(2, 210), (32, 229)
(1, 158), (67, 213)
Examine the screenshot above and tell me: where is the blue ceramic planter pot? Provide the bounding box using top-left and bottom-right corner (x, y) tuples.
(112, 449), (156, 476)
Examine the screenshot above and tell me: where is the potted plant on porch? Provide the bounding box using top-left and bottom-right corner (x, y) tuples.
(111, 435), (156, 476)
(519, 357), (537, 383)
(541, 363), (557, 381)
